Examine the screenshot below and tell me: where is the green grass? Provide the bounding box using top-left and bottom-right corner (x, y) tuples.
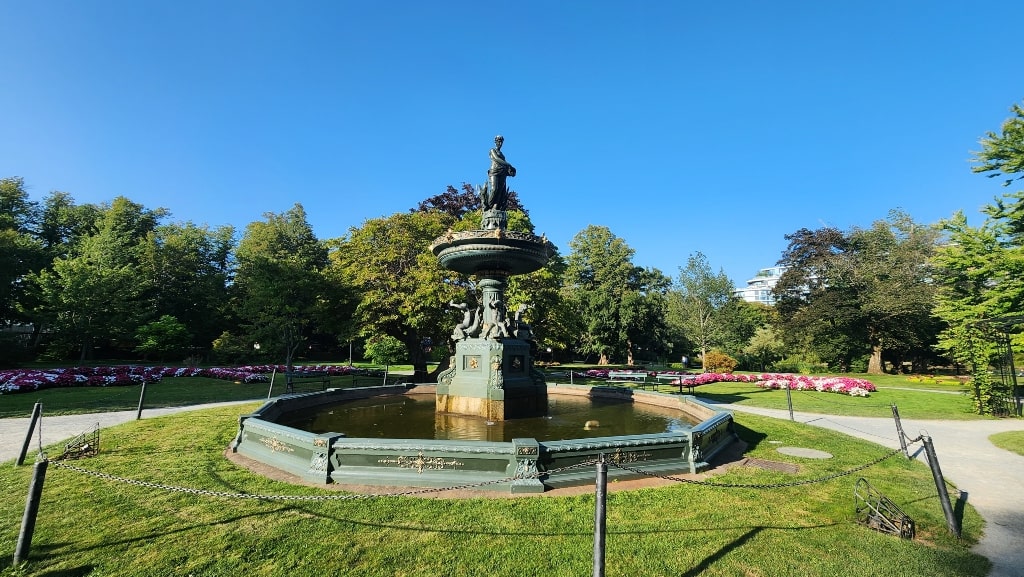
(0, 405), (987, 577)
(0, 373), (412, 419)
(989, 430), (1024, 456)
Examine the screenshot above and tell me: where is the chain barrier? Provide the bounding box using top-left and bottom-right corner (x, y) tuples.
(607, 440), (919, 490)
(48, 459), (599, 501)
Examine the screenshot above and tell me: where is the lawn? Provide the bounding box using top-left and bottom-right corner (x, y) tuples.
(989, 430), (1024, 457)
(0, 405), (987, 577)
(0, 372), (407, 419)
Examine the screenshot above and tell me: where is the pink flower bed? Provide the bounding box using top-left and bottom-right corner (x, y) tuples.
(585, 370), (875, 397)
(0, 364), (360, 394)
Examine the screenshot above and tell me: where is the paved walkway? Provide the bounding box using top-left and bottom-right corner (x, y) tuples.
(2, 400), (1023, 576)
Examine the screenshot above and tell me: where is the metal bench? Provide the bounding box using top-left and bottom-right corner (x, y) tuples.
(607, 371), (652, 388)
(284, 371), (331, 393)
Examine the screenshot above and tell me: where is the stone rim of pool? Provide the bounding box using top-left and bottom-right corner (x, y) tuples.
(231, 383), (737, 494)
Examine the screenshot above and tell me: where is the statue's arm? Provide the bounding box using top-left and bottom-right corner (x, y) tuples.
(489, 148), (511, 169)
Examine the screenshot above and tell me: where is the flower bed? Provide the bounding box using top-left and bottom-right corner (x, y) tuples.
(580, 370), (876, 397)
(0, 364), (361, 394)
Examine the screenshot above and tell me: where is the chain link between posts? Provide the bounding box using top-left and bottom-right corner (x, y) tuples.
(609, 436), (922, 489)
(48, 459), (599, 501)
(46, 431), (924, 500)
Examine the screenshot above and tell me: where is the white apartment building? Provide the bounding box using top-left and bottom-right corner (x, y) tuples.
(732, 266), (786, 305)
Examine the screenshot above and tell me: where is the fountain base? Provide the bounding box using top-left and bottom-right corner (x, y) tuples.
(436, 337), (547, 420)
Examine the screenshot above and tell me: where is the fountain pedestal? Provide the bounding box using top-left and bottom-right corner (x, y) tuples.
(431, 213), (555, 421)
(436, 337), (547, 420)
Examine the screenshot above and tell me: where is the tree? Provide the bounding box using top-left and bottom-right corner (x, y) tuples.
(505, 252), (577, 360)
(932, 101), (1024, 412)
(364, 334), (407, 368)
(31, 197), (163, 359)
(717, 299), (776, 364)
(565, 226), (639, 364)
(0, 177), (45, 326)
(414, 183), (527, 219)
(973, 100), (1024, 188)
(668, 252), (734, 371)
(776, 212), (940, 374)
(331, 210), (461, 382)
(235, 204), (352, 370)
(134, 315), (192, 361)
(743, 325), (786, 371)
(140, 222), (235, 352)
(849, 213), (940, 373)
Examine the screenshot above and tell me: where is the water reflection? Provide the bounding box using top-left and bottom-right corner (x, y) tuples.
(280, 394), (698, 442)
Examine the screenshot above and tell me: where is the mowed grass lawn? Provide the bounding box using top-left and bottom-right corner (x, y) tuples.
(1, 404), (987, 577)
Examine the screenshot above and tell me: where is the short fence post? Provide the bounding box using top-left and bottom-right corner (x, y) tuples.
(135, 382), (147, 420)
(13, 459), (48, 565)
(593, 454), (607, 577)
(16, 403), (43, 466)
(891, 404), (909, 459)
(922, 435), (961, 538)
(785, 385), (794, 421)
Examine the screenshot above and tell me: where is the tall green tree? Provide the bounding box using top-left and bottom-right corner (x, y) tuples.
(776, 212), (940, 374)
(668, 252), (734, 371)
(564, 226), (666, 365)
(932, 101), (1024, 413)
(331, 210), (460, 381)
(0, 177), (45, 326)
(141, 222), (235, 351)
(235, 204), (351, 370)
(31, 197), (164, 359)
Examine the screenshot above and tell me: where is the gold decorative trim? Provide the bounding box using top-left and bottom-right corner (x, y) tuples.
(260, 436), (295, 453)
(377, 451), (465, 474)
(610, 448), (652, 464)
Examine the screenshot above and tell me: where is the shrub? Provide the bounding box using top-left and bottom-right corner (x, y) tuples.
(702, 350), (738, 373)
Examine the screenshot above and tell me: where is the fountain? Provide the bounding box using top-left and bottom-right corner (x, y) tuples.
(430, 135), (555, 421)
(231, 136), (737, 493)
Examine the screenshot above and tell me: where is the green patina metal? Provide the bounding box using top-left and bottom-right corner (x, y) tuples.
(232, 385), (736, 493)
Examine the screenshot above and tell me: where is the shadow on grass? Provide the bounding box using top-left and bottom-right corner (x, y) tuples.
(695, 388), (773, 405)
(732, 421), (769, 452)
(683, 527), (761, 577)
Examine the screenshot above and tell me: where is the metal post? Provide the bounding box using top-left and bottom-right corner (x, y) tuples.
(16, 403), (42, 466)
(785, 384), (794, 421)
(891, 404), (909, 458)
(922, 435), (961, 538)
(13, 459), (48, 564)
(135, 381), (147, 420)
(593, 454), (607, 577)
(266, 368), (277, 399)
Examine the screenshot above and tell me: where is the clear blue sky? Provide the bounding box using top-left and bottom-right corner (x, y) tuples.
(2, 1), (1020, 286)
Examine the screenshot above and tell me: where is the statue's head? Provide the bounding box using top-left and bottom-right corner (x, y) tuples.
(494, 135), (504, 145)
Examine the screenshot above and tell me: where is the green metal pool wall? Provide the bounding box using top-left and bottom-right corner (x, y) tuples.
(231, 384), (737, 494)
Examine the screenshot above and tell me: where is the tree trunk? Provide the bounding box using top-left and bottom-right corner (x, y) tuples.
(404, 333), (429, 383)
(867, 344), (884, 375)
